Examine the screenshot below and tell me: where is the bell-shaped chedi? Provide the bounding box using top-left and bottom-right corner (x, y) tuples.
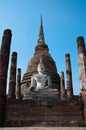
(21, 17), (60, 94)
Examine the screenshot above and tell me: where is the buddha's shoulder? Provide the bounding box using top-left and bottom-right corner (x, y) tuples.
(32, 74), (41, 78)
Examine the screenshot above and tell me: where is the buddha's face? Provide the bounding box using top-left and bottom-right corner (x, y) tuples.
(38, 63), (45, 73)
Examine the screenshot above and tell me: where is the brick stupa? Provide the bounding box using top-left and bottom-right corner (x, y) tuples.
(21, 17), (60, 94)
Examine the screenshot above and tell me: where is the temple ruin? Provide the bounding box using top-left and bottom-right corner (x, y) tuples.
(0, 18), (86, 127)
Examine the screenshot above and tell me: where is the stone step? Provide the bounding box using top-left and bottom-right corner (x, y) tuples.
(4, 112), (84, 126)
(0, 127), (86, 130)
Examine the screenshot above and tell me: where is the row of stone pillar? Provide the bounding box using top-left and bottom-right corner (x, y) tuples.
(0, 30), (21, 125)
(60, 53), (73, 100)
(8, 52), (21, 99)
(60, 36), (86, 100)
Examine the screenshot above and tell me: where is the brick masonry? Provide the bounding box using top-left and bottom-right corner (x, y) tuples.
(3, 96), (85, 127)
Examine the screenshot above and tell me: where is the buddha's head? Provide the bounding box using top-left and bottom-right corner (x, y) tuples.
(38, 57), (45, 74)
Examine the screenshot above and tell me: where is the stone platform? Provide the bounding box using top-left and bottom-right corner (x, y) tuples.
(2, 96), (85, 127)
(0, 127), (86, 130)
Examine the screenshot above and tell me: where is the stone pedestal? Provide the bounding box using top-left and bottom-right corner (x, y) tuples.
(23, 89), (59, 100)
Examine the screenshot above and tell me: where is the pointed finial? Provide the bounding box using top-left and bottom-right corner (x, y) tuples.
(38, 16), (45, 44)
(40, 15), (42, 26)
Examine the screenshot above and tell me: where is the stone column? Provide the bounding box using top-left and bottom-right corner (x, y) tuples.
(77, 36), (86, 91)
(77, 36), (86, 124)
(8, 52), (17, 99)
(65, 54), (73, 99)
(0, 29), (12, 125)
(60, 72), (66, 100)
(16, 68), (21, 99)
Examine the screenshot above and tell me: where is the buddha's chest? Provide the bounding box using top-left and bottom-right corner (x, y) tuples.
(34, 75), (47, 85)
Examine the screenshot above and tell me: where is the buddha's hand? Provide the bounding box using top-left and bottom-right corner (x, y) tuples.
(45, 86), (49, 89)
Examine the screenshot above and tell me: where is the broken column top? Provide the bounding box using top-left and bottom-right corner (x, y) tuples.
(12, 52), (17, 56)
(17, 68), (21, 75)
(77, 36), (84, 43)
(77, 36), (85, 46)
(77, 36), (85, 53)
(4, 29), (12, 36)
(65, 53), (70, 60)
(61, 72), (64, 77)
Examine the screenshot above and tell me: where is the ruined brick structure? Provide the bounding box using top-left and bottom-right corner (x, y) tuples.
(8, 52), (17, 99)
(0, 18), (86, 127)
(0, 29), (12, 125)
(65, 54), (73, 99)
(77, 36), (86, 124)
(21, 17), (60, 94)
(16, 68), (21, 99)
(60, 72), (66, 100)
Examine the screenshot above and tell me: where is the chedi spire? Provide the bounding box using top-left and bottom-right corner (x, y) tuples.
(38, 16), (45, 45)
(35, 16), (49, 54)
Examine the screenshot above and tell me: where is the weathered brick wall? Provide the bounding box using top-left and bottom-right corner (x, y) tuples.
(3, 96), (85, 127)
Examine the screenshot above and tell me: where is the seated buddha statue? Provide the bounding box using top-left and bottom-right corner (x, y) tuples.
(23, 57), (59, 99)
(29, 57), (52, 91)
